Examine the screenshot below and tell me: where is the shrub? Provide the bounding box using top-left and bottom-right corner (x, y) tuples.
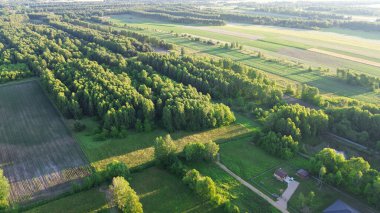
(183, 141), (219, 162)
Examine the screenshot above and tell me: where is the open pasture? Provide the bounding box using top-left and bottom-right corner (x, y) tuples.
(75, 114), (255, 171)
(0, 80), (90, 203)
(25, 188), (108, 213)
(130, 167), (219, 213)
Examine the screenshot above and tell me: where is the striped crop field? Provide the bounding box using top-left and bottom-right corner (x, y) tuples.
(0, 80), (90, 203)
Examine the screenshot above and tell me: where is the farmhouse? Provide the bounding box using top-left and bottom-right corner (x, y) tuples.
(274, 168), (288, 182)
(323, 200), (360, 213)
(296, 169), (309, 179)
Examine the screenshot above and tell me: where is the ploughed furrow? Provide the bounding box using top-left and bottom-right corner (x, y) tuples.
(0, 80), (90, 203)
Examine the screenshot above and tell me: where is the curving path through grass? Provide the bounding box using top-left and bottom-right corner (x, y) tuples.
(216, 160), (289, 213)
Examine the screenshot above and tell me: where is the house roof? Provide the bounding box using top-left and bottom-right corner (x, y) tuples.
(323, 200), (360, 213)
(296, 169), (309, 177)
(274, 168), (287, 178)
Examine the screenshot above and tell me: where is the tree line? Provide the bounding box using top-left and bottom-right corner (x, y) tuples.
(310, 148), (380, 208)
(105, 9), (226, 26)
(327, 106), (380, 148)
(337, 68), (380, 91)
(153, 135), (240, 213)
(138, 53), (283, 108)
(254, 104), (328, 159)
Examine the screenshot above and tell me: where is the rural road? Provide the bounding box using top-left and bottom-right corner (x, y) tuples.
(276, 180), (300, 210)
(216, 161), (289, 213)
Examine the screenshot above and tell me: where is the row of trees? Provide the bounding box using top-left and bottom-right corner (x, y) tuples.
(138, 53), (283, 107)
(310, 148), (380, 208)
(67, 18), (175, 50)
(337, 69), (380, 91)
(153, 135), (240, 213)
(107, 10), (225, 26)
(251, 7), (348, 20)
(110, 176), (143, 213)
(327, 107), (380, 147)
(0, 69), (34, 84)
(183, 141), (219, 162)
(126, 61), (236, 132)
(146, 8), (220, 20)
(220, 13), (335, 30)
(183, 169), (225, 207)
(48, 20), (151, 57)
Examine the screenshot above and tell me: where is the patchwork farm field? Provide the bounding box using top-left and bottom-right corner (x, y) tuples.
(109, 15), (380, 104)
(0, 80), (90, 203)
(111, 15), (380, 74)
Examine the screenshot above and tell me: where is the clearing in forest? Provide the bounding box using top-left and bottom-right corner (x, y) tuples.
(0, 80), (90, 203)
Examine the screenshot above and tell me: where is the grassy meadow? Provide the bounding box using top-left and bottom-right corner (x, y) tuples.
(25, 188), (108, 213)
(130, 167), (220, 213)
(71, 113), (256, 171)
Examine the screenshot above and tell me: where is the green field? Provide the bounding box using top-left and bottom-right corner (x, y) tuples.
(71, 113), (255, 171)
(130, 167), (219, 213)
(25, 188), (108, 213)
(111, 14), (380, 71)
(109, 15), (380, 104)
(0, 80), (90, 203)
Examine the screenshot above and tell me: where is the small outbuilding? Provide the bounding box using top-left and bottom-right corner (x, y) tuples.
(274, 168), (288, 182)
(296, 169), (309, 179)
(323, 200), (360, 213)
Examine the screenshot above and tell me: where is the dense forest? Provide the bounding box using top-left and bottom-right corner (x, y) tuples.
(1, 2), (380, 212)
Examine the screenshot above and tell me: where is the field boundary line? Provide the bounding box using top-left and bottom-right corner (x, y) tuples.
(308, 48), (380, 68)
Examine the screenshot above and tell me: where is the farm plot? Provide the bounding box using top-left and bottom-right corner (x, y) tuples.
(0, 80), (90, 203)
(308, 48), (380, 68)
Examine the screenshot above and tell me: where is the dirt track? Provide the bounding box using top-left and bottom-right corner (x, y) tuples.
(216, 161), (289, 213)
(184, 26), (263, 40)
(308, 48), (380, 68)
